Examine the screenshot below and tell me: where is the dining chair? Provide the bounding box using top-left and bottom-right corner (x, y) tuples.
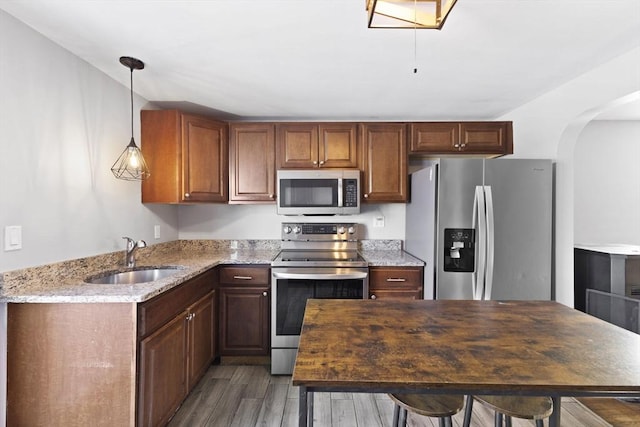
(462, 395), (553, 427)
(389, 393), (465, 427)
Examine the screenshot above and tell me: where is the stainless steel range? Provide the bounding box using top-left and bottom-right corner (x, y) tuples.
(271, 222), (368, 375)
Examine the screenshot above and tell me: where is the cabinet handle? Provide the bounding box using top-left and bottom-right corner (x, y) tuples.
(454, 144), (460, 148)
(364, 194), (369, 199)
(184, 193), (191, 198)
(269, 194), (274, 199)
(262, 291), (268, 296)
(386, 278), (407, 282)
(319, 160), (325, 165)
(370, 294), (377, 300)
(233, 275), (253, 280)
(461, 143), (466, 148)
(186, 313), (193, 321)
(313, 161), (318, 165)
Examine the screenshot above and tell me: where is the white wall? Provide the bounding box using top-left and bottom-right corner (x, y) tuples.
(0, 10), (178, 273)
(178, 203), (406, 240)
(574, 120), (640, 245)
(498, 47), (640, 306)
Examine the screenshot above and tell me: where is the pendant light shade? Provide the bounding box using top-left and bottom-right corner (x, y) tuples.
(111, 56), (150, 181)
(366, 0), (458, 30)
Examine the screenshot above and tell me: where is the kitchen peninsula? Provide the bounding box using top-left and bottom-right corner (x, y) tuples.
(0, 239), (422, 426)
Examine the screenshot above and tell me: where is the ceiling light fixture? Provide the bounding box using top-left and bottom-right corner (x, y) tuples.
(111, 56), (150, 181)
(366, 0), (458, 30)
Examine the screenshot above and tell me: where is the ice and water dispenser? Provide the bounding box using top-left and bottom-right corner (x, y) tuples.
(444, 228), (475, 272)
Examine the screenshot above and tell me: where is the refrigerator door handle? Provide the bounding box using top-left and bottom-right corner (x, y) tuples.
(472, 186), (487, 300)
(484, 186), (495, 301)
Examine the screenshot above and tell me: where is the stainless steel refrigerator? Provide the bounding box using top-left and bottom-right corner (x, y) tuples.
(405, 158), (553, 300)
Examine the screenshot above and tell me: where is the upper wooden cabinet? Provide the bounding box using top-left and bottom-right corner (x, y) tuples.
(276, 123), (359, 169)
(141, 110), (228, 203)
(410, 121), (513, 157)
(360, 123), (408, 203)
(229, 123), (276, 203)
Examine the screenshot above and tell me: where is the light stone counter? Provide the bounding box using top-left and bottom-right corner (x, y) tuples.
(0, 240), (279, 304)
(359, 239), (425, 267)
(0, 239), (424, 303)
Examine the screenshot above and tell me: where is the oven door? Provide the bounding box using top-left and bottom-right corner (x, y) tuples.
(271, 267), (368, 374)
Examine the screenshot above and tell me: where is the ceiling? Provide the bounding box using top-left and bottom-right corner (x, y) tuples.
(1, 0), (639, 121)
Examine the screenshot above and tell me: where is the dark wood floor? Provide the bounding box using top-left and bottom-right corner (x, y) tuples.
(167, 361), (617, 427)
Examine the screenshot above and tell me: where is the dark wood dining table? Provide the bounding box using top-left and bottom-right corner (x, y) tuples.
(292, 299), (640, 427)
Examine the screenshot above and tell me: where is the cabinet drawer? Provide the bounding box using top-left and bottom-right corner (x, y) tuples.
(138, 268), (215, 338)
(369, 267), (422, 289)
(219, 266), (270, 286)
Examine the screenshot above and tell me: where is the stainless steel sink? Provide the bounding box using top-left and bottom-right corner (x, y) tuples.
(85, 266), (184, 285)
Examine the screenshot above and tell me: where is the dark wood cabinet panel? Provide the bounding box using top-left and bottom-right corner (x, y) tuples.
(410, 122), (459, 152)
(276, 123), (318, 169)
(360, 123), (408, 202)
(187, 291), (216, 389)
(137, 269), (217, 426)
(276, 123), (359, 169)
(182, 114), (228, 202)
(138, 312), (189, 427)
(219, 286), (270, 355)
(410, 121), (512, 157)
(141, 109), (228, 203)
(318, 123), (359, 168)
(219, 266), (270, 356)
(229, 123), (276, 203)
(369, 266), (424, 300)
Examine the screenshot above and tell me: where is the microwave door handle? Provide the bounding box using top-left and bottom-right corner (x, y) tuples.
(337, 178), (343, 207)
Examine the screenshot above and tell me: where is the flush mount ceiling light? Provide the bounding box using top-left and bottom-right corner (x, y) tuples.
(111, 56), (150, 181)
(366, 0), (458, 29)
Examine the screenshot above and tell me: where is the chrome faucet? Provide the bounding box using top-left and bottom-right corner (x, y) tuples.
(123, 236), (147, 268)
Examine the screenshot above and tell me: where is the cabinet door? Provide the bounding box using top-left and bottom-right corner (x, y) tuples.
(410, 122), (459, 153)
(187, 290), (216, 389)
(318, 123), (359, 168)
(459, 122), (512, 155)
(138, 312), (189, 427)
(219, 287), (270, 355)
(276, 123), (319, 169)
(360, 123), (408, 202)
(182, 114), (228, 202)
(229, 123), (276, 203)
(369, 266), (423, 300)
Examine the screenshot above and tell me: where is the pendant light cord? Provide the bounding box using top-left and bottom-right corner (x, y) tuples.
(129, 66), (134, 142)
(413, 0), (418, 73)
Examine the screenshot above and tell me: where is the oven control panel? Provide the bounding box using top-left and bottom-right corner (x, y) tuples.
(282, 222), (359, 240)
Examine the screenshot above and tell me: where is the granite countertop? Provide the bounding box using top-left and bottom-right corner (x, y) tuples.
(575, 243), (640, 256)
(0, 239), (424, 304)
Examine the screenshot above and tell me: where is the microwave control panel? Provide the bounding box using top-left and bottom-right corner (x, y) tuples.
(344, 179), (359, 207)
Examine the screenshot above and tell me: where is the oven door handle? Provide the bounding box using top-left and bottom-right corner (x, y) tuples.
(273, 270), (368, 280)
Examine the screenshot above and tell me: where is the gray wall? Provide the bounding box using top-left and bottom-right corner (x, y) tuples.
(574, 120), (640, 245)
(0, 10), (178, 273)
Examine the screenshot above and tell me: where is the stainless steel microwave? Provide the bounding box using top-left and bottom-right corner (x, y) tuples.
(276, 169), (360, 215)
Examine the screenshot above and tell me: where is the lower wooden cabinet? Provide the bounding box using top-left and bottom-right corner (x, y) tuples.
(137, 270), (217, 427)
(138, 309), (189, 427)
(219, 265), (270, 355)
(368, 266), (424, 300)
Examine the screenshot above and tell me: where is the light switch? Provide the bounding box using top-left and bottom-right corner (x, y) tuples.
(154, 225), (161, 239)
(4, 225), (22, 251)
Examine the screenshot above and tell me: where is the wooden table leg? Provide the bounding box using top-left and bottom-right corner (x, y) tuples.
(299, 386), (308, 427)
(549, 396), (561, 427)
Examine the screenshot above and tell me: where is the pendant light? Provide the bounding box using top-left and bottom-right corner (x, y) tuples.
(366, 0), (458, 30)
(111, 56), (150, 181)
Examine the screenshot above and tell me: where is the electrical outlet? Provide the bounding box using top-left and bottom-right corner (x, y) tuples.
(154, 225), (161, 239)
(373, 216), (385, 228)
